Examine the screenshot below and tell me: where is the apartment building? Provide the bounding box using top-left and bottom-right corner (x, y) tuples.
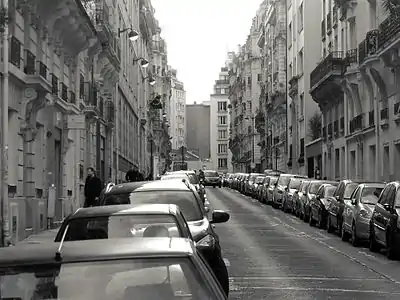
(256, 0), (288, 171)
(210, 65), (232, 172)
(0, 0), (169, 244)
(169, 69), (186, 150)
(309, 1), (399, 182)
(228, 1), (267, 173)
(150, 32), (173, 177)
(287, 0), (322, 177)
(186, 102), (211, 160)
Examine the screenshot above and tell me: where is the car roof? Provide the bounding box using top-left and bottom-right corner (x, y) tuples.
(358, 182), (386, 188)
(0, 238), (195, 266)
(70, 204), (180, 219)
(107, 180), (191, 194)
(167, 170), (195, 174)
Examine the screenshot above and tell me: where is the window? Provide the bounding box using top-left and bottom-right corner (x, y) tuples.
(298, 49), (304, 75)
(218, 130), (227, 139)
(288, 23), (292, 47)
(218, 116), (227, 125)
(218, 158), (228, 168)
(299, 138), (304, 156)
(218, 144), (227, 154)
(299, 93), (304, 117)
(215, 88), (221, 94)
(247, 76), (251, 85)
(257, 74), (262, 82)
(218, 101), (227, 112)
(298, 3), (304, 32)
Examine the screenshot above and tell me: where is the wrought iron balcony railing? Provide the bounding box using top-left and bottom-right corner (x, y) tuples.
(310, 51), (345, 88)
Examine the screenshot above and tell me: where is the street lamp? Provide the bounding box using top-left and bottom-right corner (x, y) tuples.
(118, 28), (139, 41)
(134, 57), (149, 68)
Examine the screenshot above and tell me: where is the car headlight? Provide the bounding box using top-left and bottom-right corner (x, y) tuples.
(359, 210), (370, 219)
(196, 234), (215, 249)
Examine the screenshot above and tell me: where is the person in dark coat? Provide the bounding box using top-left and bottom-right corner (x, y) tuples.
(126, 166), (144, 182)
(84, 167), (102, 207)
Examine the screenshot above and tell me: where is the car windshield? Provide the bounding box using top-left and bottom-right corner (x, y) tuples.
(309, 182), (323, 194)
(269, 177), (278, 186)
(0, 258), (216, 300)
(104, 191), (203, 222)
(324, 186), (336, 197)
(289, 178), (301, 189)
(361, 187), (384, 204)
(61, 215), (183, 241)
(301, 182), (310, 193)
(344, 183), (359, 199)
(277, 176), (290, 186)
(161, 174), (199, 184)
(204, 171), (218, 177)
(255, 176), (265, 184)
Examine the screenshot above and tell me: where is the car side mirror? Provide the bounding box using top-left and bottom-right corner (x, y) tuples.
(335, 195), (340, 201)
(210, 210), (230, 224)
(351, 198), (356, 205)
(383, 203), (391, 211)
(205, 206), (210, 213)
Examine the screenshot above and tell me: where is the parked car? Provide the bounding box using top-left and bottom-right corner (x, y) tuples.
(55, 204), (194, 242)
(342, 183), (385, 246)
(0, 238), (228, 299)
(369, 181), (400, 259)
(292, 180), (310, 217)
(100, 179), (230, 295)
(326, 180), (360, 235)
(282, 177), (304, 213)
(309, 184), (337, 228)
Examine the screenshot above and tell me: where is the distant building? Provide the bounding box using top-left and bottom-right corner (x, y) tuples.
(169, 69), (186, 150)
(210, 61), (232, 173)
(186, 102), (210, 160)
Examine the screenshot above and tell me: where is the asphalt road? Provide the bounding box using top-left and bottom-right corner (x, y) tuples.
(206, 187), (400, 300)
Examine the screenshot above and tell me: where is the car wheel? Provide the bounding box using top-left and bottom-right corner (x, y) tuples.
(341, 219), (349, 242)
(212, 255), (229, 297)
(213, 185), (216, 188)
(309, 210), (315, 226)
(351, 222), (359, 247)
(369, 224), (379, 252)
(386, 232), (397, 260)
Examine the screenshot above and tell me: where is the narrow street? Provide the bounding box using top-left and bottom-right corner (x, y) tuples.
(206, 187), (400, 300)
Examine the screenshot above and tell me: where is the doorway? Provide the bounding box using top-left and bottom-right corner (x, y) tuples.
(307, 157), (314, 178)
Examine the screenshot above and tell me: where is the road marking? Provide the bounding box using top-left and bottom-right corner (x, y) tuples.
(223, 258), (230, 267)
(230, 276), (387, 281)
(229, 286), (400, 294)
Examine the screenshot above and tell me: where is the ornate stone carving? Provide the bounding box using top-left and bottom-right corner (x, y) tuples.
(20, 88), (47, 142)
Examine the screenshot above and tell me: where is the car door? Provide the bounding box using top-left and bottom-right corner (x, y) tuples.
(327, 182), (344, 227)
(344, 187), (361, 232)
(373, 184), (393, 242)
(311, 186), (324, 217)
(379, 185), (396, 245)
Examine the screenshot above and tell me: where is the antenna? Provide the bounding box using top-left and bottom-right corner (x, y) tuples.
(55, 224), (70, 262)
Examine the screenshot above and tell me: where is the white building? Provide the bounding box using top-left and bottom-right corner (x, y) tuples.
(0, 0), (162, 244)
(287, 0), (322, 177)
(210, 65), (232, 172)
(310, 1), (400, 182)
(169, 69), (186, 149)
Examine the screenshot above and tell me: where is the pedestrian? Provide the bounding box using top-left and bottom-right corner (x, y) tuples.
(323, 176), (327, 180)
(126, 165), (140, 182)
(84, 167), (102, 208)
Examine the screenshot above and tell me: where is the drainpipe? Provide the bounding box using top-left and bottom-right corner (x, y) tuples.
(1, 0), (10, 246)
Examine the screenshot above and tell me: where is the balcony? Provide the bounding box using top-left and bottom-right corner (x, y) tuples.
(310, 51), (346, 104)
(349, 114), (363, 134)
(359, 12), (400, 64)
(288, 75), (299, 97)
(368, 110), (375, 127)
(23, 50), (52, 93)
(82, 82), (99, 118)
(345, 49), (357, 65)
(334, 120), (338, 137)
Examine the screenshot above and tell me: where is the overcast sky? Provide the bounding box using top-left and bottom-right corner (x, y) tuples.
(151, 0), (263, 104)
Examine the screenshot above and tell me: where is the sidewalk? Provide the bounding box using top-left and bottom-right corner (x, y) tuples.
(16, 228), (60, 245)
